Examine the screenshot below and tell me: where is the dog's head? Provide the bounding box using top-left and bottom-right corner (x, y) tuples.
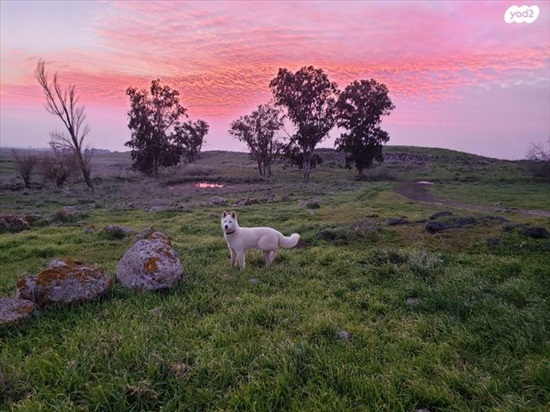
(221, 211), (238, 234)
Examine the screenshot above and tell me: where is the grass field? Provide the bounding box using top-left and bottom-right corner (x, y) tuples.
(1, 147), (549, 411)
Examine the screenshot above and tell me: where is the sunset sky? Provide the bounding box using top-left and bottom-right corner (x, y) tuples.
(1, 1), (549, 159)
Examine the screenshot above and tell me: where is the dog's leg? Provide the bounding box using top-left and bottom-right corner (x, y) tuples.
(263, 249), (278, 266)
(270, 249), (279, 264)
(237, 251), (246, 270)
(229, 247), (237, 267)
(263, 250), (272, 266)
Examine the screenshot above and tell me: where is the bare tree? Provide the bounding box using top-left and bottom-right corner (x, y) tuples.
(12, 149), (39, 188)
(526, 137), (550, 181)
(35, 59), (93, 189)
(38, 143), (78, 187)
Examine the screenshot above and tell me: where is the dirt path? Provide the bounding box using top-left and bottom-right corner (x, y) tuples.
(395, 182), (550, 218)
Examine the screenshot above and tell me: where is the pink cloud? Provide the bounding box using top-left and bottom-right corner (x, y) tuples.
(1, 1), (548, 158)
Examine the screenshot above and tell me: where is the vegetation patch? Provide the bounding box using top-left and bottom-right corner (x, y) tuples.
(0, 148), (549, 410)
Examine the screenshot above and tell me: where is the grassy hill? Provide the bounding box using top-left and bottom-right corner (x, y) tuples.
(1, 147), (549, 410)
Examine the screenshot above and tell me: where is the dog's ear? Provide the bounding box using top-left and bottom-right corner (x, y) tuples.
(231, 211), (236, 219)
(222, 210), (227, 218)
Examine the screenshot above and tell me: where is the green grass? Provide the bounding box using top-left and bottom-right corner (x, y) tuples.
(1, 148), (549, 411)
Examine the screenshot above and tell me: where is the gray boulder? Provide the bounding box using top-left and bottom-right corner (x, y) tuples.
(208, 196), (226, 205)
(116, 231), (183, 291)
(0, 298), (36, 326)
(16, 259), (112, 308)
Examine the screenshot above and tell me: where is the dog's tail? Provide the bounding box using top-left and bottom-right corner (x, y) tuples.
(278, 233), (300, 249)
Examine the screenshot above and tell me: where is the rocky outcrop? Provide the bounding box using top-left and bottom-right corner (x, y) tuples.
(16, 259), (112, 308)
(116, 231), (183, 291)
(0, 298), (36, 326)
(0, 214), (45, 233)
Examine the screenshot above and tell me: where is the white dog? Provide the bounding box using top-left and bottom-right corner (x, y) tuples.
(221, 211), (300, 270)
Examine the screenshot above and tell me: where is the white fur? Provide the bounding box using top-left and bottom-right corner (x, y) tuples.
(221, 211), (300, 270)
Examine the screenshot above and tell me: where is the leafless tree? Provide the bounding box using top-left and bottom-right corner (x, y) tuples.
(12, 149), (39, 188)
(526, 137), (550, 181)
(38, 143), (78, 187)
(35, 58), (93, 189)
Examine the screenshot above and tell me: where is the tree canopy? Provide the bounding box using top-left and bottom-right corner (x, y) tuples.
(229, 104), (284, 177)
(175, 120), (209, 164)
(125, 79), (208, 175)
(269, 66), (338, 179)
(335, 79), (395, 175)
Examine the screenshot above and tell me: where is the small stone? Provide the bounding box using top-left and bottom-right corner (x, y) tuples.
(405, 297), (420, 306)
(209, 196), (226, 205)
(337, 330), (351, 341)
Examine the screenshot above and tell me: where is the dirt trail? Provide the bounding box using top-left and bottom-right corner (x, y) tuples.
(395, 182), (550, 218)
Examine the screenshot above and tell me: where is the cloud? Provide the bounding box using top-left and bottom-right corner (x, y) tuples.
(1, 1), (548, 158)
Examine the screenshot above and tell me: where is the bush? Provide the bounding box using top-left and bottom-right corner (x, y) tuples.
(12, 150), (39, 188)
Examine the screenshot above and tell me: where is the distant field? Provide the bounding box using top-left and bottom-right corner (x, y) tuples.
(1, 147), (549, 411)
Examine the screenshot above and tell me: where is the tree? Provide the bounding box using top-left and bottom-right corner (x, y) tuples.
(281, 143), (324, 171)
(38, 143), (78, 187)
(35, 59), (94, 189)
(125, 79), (188, 175)
(12, 150), (39, 188)
(269, 66), (338, 179)
(526, 137), (550, 181)
(174, 119), (209, 164)
(228, 104), (285, 177)
(335, 79), (395, 176)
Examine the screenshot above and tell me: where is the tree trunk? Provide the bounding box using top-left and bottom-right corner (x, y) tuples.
(75, 150), (93, 189)
(302, 151), (313, 179)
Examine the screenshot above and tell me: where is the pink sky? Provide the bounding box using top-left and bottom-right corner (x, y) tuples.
(1, 1), (549, 159)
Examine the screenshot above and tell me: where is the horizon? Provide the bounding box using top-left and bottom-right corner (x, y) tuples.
(0, 144), (526, 162)
(1, 1), (549, 161)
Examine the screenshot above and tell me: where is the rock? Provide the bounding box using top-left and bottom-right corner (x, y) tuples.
(16, 259), (112, 308)
(0, 214), (31, 233)
(208, 196), (226, 205)
(235, 198), (260, 206)
(425, 221), (448, 233)
(405, 297), (420, 306)
(426, 216), (478, 233)
(503, 224), (549, 239)
(0, 298), (36, 326)
(337, 330), (351, 341)
(116, 231), (183, 291)
(388, 218), (409, 226)
(523, 226), (549, 239)
(102, 225), (136, 239)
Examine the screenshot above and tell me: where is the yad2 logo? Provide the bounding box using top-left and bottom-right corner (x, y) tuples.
(504, 5), (540, 23)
